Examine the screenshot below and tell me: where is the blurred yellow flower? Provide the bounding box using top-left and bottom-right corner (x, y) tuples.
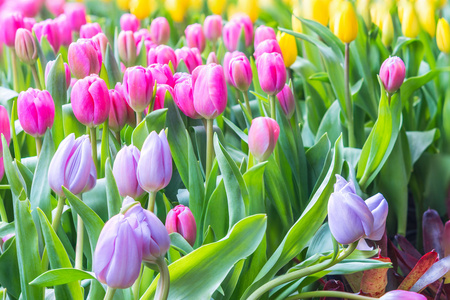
(357, 0), (371, 28)
(381, 13), (394, 46)
(329, 0), (344, 32)
(400, 1), (419, 38)
(370, 2), (389, 28)
(277, 31), (298, 67)
(303, 0), (331, 26)
(333, 1), (358, 43)
(117, 0), (129, 10)
(235, 0), (260, 22)
(189, 0), (203, 11)
(292, 4), (302, 33)
(166, 0), (187, 22)
(415, 0), (436, 37)
(130, 0), (151, 20)
(437, 18), (450, 53)
(208, 0), (226, 15)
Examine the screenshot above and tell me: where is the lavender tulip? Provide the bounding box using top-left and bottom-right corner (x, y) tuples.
(0, 106), (11, 156)
(80, 22), (102, 39)
(256, 52), (286, 95)
(204, 15), (222, 42)
(185, 23), (206, 52)
(147, 45), (177, 69)
(166, 205), (197, 246)
(379, 56), (406, 94)
(365, 193), (388, 241)
(276, 84), (295, 118)
(17, 88), (55, 137)
(248, 117), (280, 161)
(123, 66), (154, 113)
(68, 38), (102, 79)
(45, 60), (71, 90)
(150, 17), (170, 45)
(120, 13), (140, 32)
(228, 55), (252, 92)
(113, 146), (144, 199)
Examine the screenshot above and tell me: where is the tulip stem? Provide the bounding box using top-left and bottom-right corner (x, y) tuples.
(243, 90), (252, 119)
(10, 49), (19, 92)
(284, 291), (377, 300)
(136, 111), (143, 126)
(155, 257), (170, 300)
(246, 242), (358, 300)
(205, 118), (214, 179)
(0, 194), (8, 223)
(269, 95), (277, 119)
(30, 64), (42, 90)
(344, 43), (356, 148)
(75, 215), (84, 270)
(147, 191), (157, 212)
(115, 131), (121, 145)
(89, 127), (99, 177)
(104, 287), (117, 300)
(132, 264), (144, 300)
(35, 137), (42, 157)
(51, 196), (66, 232)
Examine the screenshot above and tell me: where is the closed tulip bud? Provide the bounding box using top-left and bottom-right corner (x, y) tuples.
(165, 205), (197, 246)
(256, 52), (287, 95)
(123, 66), (154, 113)
(304, 0), (330, 26)
(150, 17), (170, 45)
(415, 0), (436, 38)
(380, 290), (426, 300)
(1, 12), (24, 47)
(109, 83), (135, 132)
(80, 22), (102, 39)
(45, 60), (71, 90)
(232, 14), (253, 47)
(254, 25), (276, 48)
(68, 38), (102, 79)
(148, 63), (174, 87)
(33, 19), (61, 53)
(208, 0), (226, 15)
(174, 75), (200, 119)
(0, 106), (11, 156)
(365, 193), (388, 240)
(437, 18), (450, 54)
(277, 31), (297, 67)
(147, 45), (178, 69)
(71, 75), (110, 127)
(228, 56), (252, 92)
(379, 56), (406, 94)
(166, 0), (187, 23)
(120, 13), (140, 32)
(276, 84), (295, 118)
(113, 146), (144, 199)
(223, 21), (243, 52)
(381, 13), (394, 47)
(93, 213), (143, 289)
(204, 15), (222, 42)
(175, 47), (203, 73)
(207, 52), (217, 64)
(48, 134), (97, 196)
(17, 88), (55, 137)
(192, 64), (227, 119)
(292, 4), (302, 33)
(248, 117), (280, 161)
(130, 0), (151, 20)
(54, 14), (73, 47)
(400, 1), (419, 38)
(152, 84), (173, 111)
(15, 29), (37, 65)
(92, 33), (109, 59)
(328, 175), (374, 245)
(137, 130), (172, 193)
(185, 24), (206, 53)
(254, 39), (282, 60)
(223, 51), (245, 84)
(333, 1), (358, 43)
(118, 31), (137, 67)
(64, 3), (86, 32)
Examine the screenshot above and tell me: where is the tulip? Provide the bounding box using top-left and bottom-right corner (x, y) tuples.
(254, 39), (282, 60)
(231, 14), (253, 48)
(92, 33), (109, 59)
(118, 31), (137, 67)
(228, 56), (252, 92)
(80, 22), (103, 39)
(415, 0), (435, 38)
(109, 83), (136, 132)
(120, 13), (140, 32)
(33, 19), (61, 53)
(437, 18), (450, 54)
(223, 21), (243, 52)
(333, 1), (358, 44)
(151, 84), (173, 111)
(148, 63), (174, 87)
(46, 0), (65, 16)
(166, 205), (197, 246)
(150, 17), (170, 45)
(71, 75), (110, 127)
(207, 52), (217, 64)
(175, 47), (203, 74)
(292, 4), (302, 33)
(64, 3), (86, 32)
(304, 0), (330, 26)
(23, 17), (36, 31)
(277, 31), (297, 67)
(45, 60), (71, 90)
(365, 193), (388, 241)
(0, 106), (11, 156)
(400, 1), (419, 38)
(381, 13), (394, 47)
(256, 52), (287, 95)
(137, 130), (172, 193)
(223, 51), (246, 84)
(379, 290), (426, 300)
(254, 26), (276, 48)
(48, 134), (97, 196)
(166, 0), (187, 23)
(123, 66), (154, 113)
(0, 157), (4, 182)
(248, 117), (280, 161)
(328, 175), (374, 245)
(276, 84), (295, 119)
(54, 14), (73, 47)
(68, 38), (102, 79)
(13, 0), (43, 18)
(1, 233), (14, 246)
(192, 64), (227, 119)
(117, 0), (129, 10)
(174, 74), (200, 119)
(204, 15), (222, 43)
(15, 29), (37, 65)
(208, 0), (226, 15)
(379, 56), (406, 94)
(93, 213), (143, 289)
(173, 72), (190, 84)
(17, 88), (55, 137)
(134, 28), (152, 49)
(233, 0), (259, 23)
(113, 146), (144, 199)
(1, 12), (24, 47)
(129, 0), (151, 20)
(185, 24), (206, 53)
(147, 45), (178, 69)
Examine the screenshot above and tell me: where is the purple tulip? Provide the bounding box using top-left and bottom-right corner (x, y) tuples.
(253, 39), (282, 60)
(256, 52), (286, 95)
(137, 130), (172, 193)
(365, 193), (388, 241)
(222, 21), (242, 52)
(92, 33), (109, 59)
(165, 204), (197, 246)
(228, 55), (252, 92)
(68, 38), (102, 79)
(248, 117), (280, 161)
(148, 63), (174, 87)
(150, 17), (170, 45)
(174, 74), (200, 119)
(71, 74), (110, 127)
(0, 106), (11, 155)
(33, 19), (61, 53)
(147, 45), (178, 69)
(379, 56), (406, 94)
(254, 25), (276, 48)
(175, 47), (203, 74)
(185, 23), (206, 53)
(15, 28), (37, 65)
(380, 291), (426, 300)
(123, 66), (154, 113)
(223, 51), (246, 84)
(204, 15), (222, 42)
(207, 52), (217, 64)
(1, 12), (24, 47)
(113, 146), (144, 199)
(93, 213), (143, 289)
(120, 13), (140, 32)
(45, 60), (71, 90)
(109, 83), (135, 132)
(80, 22), (102, 39)
(276, 84), (295, 118)
(17, 88), (55, 137)
(64, 3), (87, 32)
(54, 14), (72, 47)
(48, 134), (97, 196)
(192, 63), (227, 119)
(118, 31), (137, 67)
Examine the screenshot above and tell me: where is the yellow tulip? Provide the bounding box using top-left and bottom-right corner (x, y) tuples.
(370, 2), (389, 29)
(400, 1), (419, 38)
(117, 0), (129, 10)
(129, 0), (151, 20)
(437, 0), (447, 8)
(166, 0), (187, 22)
(292, 3), (302, 33)
(236, 0), (260, 22)
(381, 13), (394, 46)
(333, 1), (358, 43)
(415, 0), (436, 37)
(189, 0), (203, 11)
(357, 0), (371, 28)
(437, 18), (450, 53)
(303, 0), (331, 26)
(277, 31), (298, 67)
(329, 0), (344, 32)
(208, 0), (226, 15)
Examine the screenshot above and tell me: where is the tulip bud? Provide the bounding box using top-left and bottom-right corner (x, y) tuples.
(206, 52), (217, 64)
(54, 14), (73, 47)
(228, 56), (252, 92)
(109, 83), (135, 132)
(17, 88), (55, 138)
(71, 75), (110, 127)
(166, 0), (187, 23)
(400, 1), (419, 38)
(333, 1), (358, 44)
(254, 25), (276, 48)
(185, 23), (206, 53)
(175, 47), (203, 74)
(118, 31), (137, 67)
(33, 19), (61, 53)
(208, 0), (226, 15)
(1, 233), (14, 250)
(0, 106), (11, 156)
(248, 117), (280, 161)
(48, 134), (97, 196)
(254, 39), (282, 61)
(256, 52), (287, 95)
(80, 22), (102, 39)
(129, 0), (151, 20)
(68, 38), (102, 79)
(415, 0), (436, 38)
(174, 74), (200, 119)
(379, 290), (426, 300)
(223, 21), (243, 52)
(148, 63), (174, 87)
(277, 31), (297, 67)
(150, 17), (170, 45)
(231, 14), (253, 48)
(45, 60), (71, 90)
(1, 12), (24, 48)
(15, 29), (37, 65)
(147, 45), (178, 69)
(137, 130), (172, 193)
(204, 15), (222, 43)
(276, 84), (295, 118)
(120, 13), (140, 32)
(223, 51), (245, 84)
(93, 213), (143, 289)
(380, 13), (394, 47)
(365, 193), (388, 240)
(304, 0), (330, 26)
(379, 56), (406, 94)
(165, 204), (197, 246)
(113, 146), (144, 199)
(92, 33), (109, 59)
(123, 66), (154, 113)
(153, 84), (174, 111)
(437, 18), (450, 54)
(64, 3), (87, 32)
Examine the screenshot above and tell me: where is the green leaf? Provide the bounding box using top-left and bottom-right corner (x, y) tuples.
(328, 259), (392, 275)
(406, 130), (438, 165)
(104, 44), (122, 86)
(0, 87), (18, 108)
(243, 163), (267, 215)
(100, 121), (110, 178)
(0, 238), (21, 298)
(30, 268), (96, 287)
(315, 101), (341, 145)
(169, 232), (194, 256)
(2, 136), (25, 198)
(62, 104), (86, 138)
(308, 72), (330, 83)
(132, 108), (168, 149)
(306, 133), (331, 195)
(203, 181), (229, 241)
(105, 158), (122, 219)
(99, 63), (110, 89)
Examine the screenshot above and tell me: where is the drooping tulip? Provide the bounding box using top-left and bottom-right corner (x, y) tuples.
(109, 83), (135, 132)
(228, 55), (252, 92)
(1, 12), (24, 47)
(68, 38), (102, 79)
(118, 30), (137, 67)
(113, 146), (144, 199)
(122, 66), (155, 113)
(254, 25), (276, 48)
(248, 117), (280, 161)
(120, 13), (140, 32)
(15, 28), (37, 65)
(147, 45), (177, 69)
(45, 60), (71, 90)
(379, 56), (406, 94)
(185, 23), (206, 53)
(0, 106), (11, 156)
(203, 15), (222, 43)
(276, 84), (295, 119)
(80, 22), (102, 39)
(150, 17), (170, 45)
(174, 74), (200, 119)
(175, 47), (203, 73)
(256, 52), (287, 95)
(253, 39), (282, 60)
(17, 88), (55, 137)
(166, 205), (197, 246)
(63, 3), (86, 32)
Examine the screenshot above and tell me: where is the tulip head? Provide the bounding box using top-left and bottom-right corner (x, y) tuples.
(203, 15), (222, 42)
(380, 290), (426, 300)
(277, 31), (297, 67)
(123, 66), (155, 113)
(207, 52), (218, 64)
(185, 23), (206, 53)
(379, 56), (406, 94)
(248, 117), (280, 161)
(380, 13), (394, 47)
(118, 31), (137, 67)
(365, 193), (388, 240)
(120, 13), (140, 32)
(228, 55), (252, 92)
(64, 3), (87, 32)
(223, 51), (246, 84)
(222, 20), (242, 52)
(0, 106), (11, 156)
(109, 83), (135, 132)
(33, 19), (61, 53)
(80, 22), (103, 39)
(292, 4), (303, 33)
(231, 14), (253, 48)
(208, 0), (226, 15)
(54, 14), (73, 47)
(166, 0), (187, 23)
(415, 0), (436, 38)
(254, 25), (276, 48)
(129, 0), (152, 20)
(276, 84), (295, 118)
(175, 47), (203, 74)
(256, 52), (287, 95)
(304, 0), (330, 26)
(45, 60), (71, 90)
(15, 28), (37, 65)
(165, 204), (197, 246)
(1, 12), (24, 47)
(151, 84), (174, 112)
(174, 74), (200, 119)
(148, 63), (174, 87)
(23, 17), (36, 32)
(92, 33), (109, 59)
(437, 18), (450, 54)
(150, 17), (170, 45)
(17, 88), (55, 137)
(400, 1), (419, 38)
(147, 45), (178, 69)
(253, 39), (282, 61)
(333, 1), (358, 43)
(68, 38), (102, 79)
(113, 146), (144, 199)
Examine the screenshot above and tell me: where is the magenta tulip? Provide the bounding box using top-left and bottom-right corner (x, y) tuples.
(23, 17), (36, 31)
(123, 66), (154, 113)
(207, 52), (217, 64)
(118, 31), (137, 67)
(134, 28), (154, 52)
(228, 55), (252, 92)
(92, 33), (109, 59)
(222, 21), (242, 52)
(380, 56), (406, 94)
(46, 0), (65, 16)
(150, 17), (170, 45)
(0, 157), (4, 182)
(165, 205), (197, 246)
(109, 83), (135, 132)
(174, 74), (200, 119)
(54, 14), (72, 47)
(120, 13), (140, 32)
(153, 84), (173, 111)
(148, 63), (174, 87)
(223, 51), (245, 84)
(185, 23), (206, 53)
(45, 60), (71, 90)
(256, 52), (286, 95)
(113, 146), (144, 199)
(33, 19), (61, 53)
(231, 14), (253, 47)
(253, 39), (282, 60)
(1, 12), (24, 47)
(64, 3), (86, 32)
(276, 84), (295, 118)
(248, 117), (280, 161)
(0, 106), (11, 156)
(204, 15), (222, 42)
(15, 28), (37, 65)
(254, 25), (276, 48)
(147, 45), (178, 69)
(80, 22), (102, 39)
(380, 290), (426, 300)
(68, 38), (102, 79)
(71, 75), (110, 127)
(17, 88), (55, 137)
(175, 47), (203, 73)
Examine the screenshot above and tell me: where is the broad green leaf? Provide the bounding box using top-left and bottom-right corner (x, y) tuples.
(243, 163), (267, 215)
(0, 238), (20, 298)
(328, 259), (392, 275)
(104, 44), (122, 86)
(30, 268), (96, 287)
(203, 181), (229, 240)
(2, 136), (25, 198)
(0, 87), (18, 108)
(105, 158), (122, 219)
(305, 133), (331, 195)
(132, 108), (168, 149)
(62, 104), (86, 138)
(99, 63), (110, 89)
(170, 232), (194, 256)
(315, 101), (341, 145)
(306, 223), (335, 259)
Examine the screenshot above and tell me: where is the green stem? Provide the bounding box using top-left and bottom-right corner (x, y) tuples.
(147, 191), (157, 212)
(0, 185), (11, 190)
(0, 194), (8, 222)
(104, 287), (117, 300)
(89, 127), (99, 177)
(269, 95), (276, 119)
(132, 264), (144, 300)
(205, 118), (214, 179)
(344, 43), (356, 148)
(51, 196), (65, 232)
(246, 242), (358, 300)
(75, 215), (84, 270)
(35, 136), (42, 158)
(10, 49), (19, 92)
(115, 131), (121, 146)
(136, 111), (143, 125)
(243, 90), (252, 119)
(155, 257), (170, 300)
(30, 64), (42, 90)
(285, 291), (377, 300)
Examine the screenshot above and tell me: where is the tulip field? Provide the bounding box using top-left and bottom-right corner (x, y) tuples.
(2, 0), (450, 299)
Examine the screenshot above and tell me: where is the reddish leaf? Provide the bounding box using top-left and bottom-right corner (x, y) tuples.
(321, 280), (344, 300)
(423, 209), (444, 257)
(398, 250), (438, 291)
(396, 234), (422, 260)
(360, 255), (391, 297)
(389, 239), (419, 274)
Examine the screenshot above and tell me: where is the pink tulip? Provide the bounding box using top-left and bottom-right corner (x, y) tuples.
(174, 74), (200, 119)
(150, 17), (170, 45)
(228, 55), (252, 92)
(276, 84), (295, 118)
(222, 21), (242, 52)
(153, 84), (173, 111)
(80, 22), (102, 39)
(165, 205), (197, 246)
(12, 0), (42, 17)
(254, 25), (276, 48)
(113, 146), (144, 199)
(231, 14), (253, 47)
(17, 88), (55, 137)
(185, 23), (206, 53)
(204, 15), (222, 42)
(248, 117), (280, 161)
(15, 28), (37, 65)
(0, 157), (4, 182)
(256, 52), (286, 95)
(380, 290), (426, 300)
(54, 14), (72, 47)
(175, 47), (203, 73)
(223, 51), (245, 84)
(64, 2), (86, 32)
(71, 74), (110, 127)
(380, 56), (406, 94)
(134, 28), (152, 49)
(33, 19), (61, 53)
(120, 13), (140, 32)
(46, 0), (65, 16)
(148, 63), (174, 87)
(68, 38), (102, 79)
(118, 30), (137, 67)
(253, 39), (282, 60)
(206, 52), (217, 64)
(147, 45), (177, 69)
(92, 33), (109, 59)
(0, 106), (11, 155)
(23, 17), (35, 31)
(109, 83), (135, 132)
(1, 12), (24, 47)
(192, 63), (227, 119)
(45, 59), (71, 90)
(123, 66), (154, 113)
